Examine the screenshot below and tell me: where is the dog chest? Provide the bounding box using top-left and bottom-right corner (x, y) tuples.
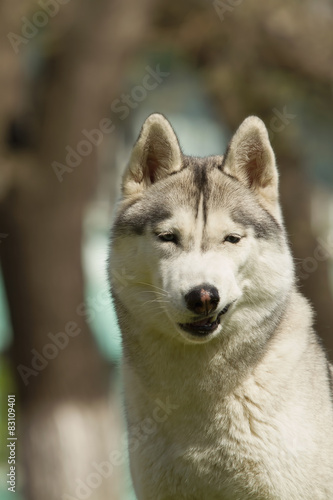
(128, 382), (328, 500)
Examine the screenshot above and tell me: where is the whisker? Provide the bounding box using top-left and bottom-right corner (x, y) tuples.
(136, 281), (169, 295)
(141, 298), (170, 307)
(138, 290), (168, 297)
(148, 308), (167, 322)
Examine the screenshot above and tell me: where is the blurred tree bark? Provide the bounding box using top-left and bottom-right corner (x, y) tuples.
(150, 0), (333, 360)
(1, 2), (333, 500)
(0, 1), (155, 499)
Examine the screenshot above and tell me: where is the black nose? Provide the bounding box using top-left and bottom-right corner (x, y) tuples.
(185, 285), (220, 315)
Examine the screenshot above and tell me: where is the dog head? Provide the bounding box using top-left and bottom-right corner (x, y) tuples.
(110, 114), (293, 344)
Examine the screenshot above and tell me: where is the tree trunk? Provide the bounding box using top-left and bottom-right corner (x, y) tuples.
(0, 1), (155, 498)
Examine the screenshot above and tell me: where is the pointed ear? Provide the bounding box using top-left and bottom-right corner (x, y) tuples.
(122, 113), (182, 197)
(222, 116), (279, 210)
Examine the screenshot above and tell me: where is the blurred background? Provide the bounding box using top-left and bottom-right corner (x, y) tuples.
(0, 0), (333, 499)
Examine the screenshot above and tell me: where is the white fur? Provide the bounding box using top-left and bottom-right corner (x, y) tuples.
(110, 114), (333, 499)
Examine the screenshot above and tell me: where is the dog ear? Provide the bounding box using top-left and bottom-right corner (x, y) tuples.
(122, 113), (182, 197)
(222, 116), (278, 209)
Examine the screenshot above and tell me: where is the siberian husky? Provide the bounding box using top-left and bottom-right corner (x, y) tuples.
(109, 113), (333, 499)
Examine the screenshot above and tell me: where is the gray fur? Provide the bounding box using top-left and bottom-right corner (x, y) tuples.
(112, 156), (282, 244)
(109, 113), (333, 500)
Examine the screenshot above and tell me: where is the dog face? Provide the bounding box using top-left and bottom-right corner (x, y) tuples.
(110, 114), (294, 344)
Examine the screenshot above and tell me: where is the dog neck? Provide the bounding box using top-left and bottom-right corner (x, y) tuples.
(118, 287), (307, 411)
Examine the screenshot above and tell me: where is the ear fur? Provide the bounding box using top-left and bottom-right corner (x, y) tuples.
(222, 116), (279, 211)
(122, 113), (182, 197)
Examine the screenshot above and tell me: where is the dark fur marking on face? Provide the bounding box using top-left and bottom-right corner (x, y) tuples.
(174, 157), (211, 223)
(192, 163), (209, 221)
(232, 206), (281, 239)
(192, 162), (208, 191)
(261, 206), (282, 233)
(113, 203), (172, 237)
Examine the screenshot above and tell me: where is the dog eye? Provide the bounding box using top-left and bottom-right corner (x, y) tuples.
(224, 235), (241, 244)
(157, 232), (178, 243)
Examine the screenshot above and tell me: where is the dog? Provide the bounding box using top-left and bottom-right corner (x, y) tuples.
(109, 113), (333, 499)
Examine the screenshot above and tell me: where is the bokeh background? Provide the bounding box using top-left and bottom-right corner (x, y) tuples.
(0, 1), (333, 499)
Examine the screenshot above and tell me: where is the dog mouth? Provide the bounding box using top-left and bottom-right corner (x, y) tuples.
(179, 304), (231, 337)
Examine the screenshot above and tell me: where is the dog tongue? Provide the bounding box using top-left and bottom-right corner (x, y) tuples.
(190, 317), (212, 327)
